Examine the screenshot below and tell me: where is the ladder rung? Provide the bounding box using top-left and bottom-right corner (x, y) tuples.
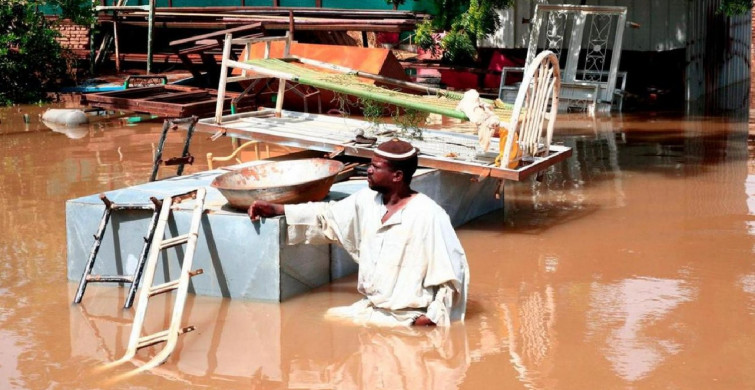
(149, 280), (180, 296)
(189, 269), (204, 277)
(85, 275), (134, 283)
(159, 234), (190, 249)
(110, 204), (157, 211)
(136, 326), (197, 350)
(137, 330), (169, 350)
(148, 269), (202, 296)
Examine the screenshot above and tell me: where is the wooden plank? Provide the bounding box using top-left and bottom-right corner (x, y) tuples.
(141, 91), (212, 102)
(177, 42), (224, 56)
(168, 22), (262, 47)
(81, 85), (249, 117)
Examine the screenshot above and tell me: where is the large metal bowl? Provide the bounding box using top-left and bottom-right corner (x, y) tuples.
(210, 158), (345, 210)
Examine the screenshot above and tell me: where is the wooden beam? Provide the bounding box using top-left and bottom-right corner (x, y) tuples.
(288, 10), (294, 36)
(169, 22), (262, 47)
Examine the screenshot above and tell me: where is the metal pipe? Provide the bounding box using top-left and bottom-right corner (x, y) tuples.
(215, 33), (234, 124)
(146, 0), (155, 74)
(113, 15), (120, 72)
(293, 56), (465, 99)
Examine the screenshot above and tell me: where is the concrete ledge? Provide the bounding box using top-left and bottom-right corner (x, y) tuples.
(67, 160), (502, 301)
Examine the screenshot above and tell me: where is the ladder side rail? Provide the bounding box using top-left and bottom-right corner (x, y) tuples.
(73, 195), (113, 304)
(123, 197), (163, 309)
(150, 120), (172, 182)
(175, 116), (198, 177)
(105, 195), (176, 367)
(140, 188), (206, 371)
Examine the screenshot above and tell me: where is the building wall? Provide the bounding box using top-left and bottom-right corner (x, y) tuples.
(481, 0), (751, 109)
(480, 0), (689, 51)
(750, 4), (755, 109)
(54, 19), (89, 53)
(684, 0), (750, 109)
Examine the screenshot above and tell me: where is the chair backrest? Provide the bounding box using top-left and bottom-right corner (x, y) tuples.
(501, 50), (561, 165)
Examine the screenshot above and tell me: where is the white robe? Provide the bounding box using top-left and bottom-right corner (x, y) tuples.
(284, 188), (469, 327)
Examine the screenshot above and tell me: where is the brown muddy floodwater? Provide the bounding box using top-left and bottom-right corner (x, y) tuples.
(1, 102), (754, 389)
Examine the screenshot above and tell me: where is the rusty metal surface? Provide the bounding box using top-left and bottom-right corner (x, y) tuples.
(211, 158), (345, 210)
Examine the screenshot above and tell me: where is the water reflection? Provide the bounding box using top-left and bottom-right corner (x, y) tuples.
(289, 327), (468, 389)
(746, 175), (755, 235)
(3, 105), (755, 388)
(586, 277), (694, 382)
(40, 115), (92, 140)
(501, 285), (556, 389)
(67, 285), (471, 389)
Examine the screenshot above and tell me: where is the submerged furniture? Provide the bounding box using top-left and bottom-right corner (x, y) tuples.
(66, 160), (503, 302)
(499, 4), (628, 113)
(207, 33), (570, 183)
(497, 50), (560, 168)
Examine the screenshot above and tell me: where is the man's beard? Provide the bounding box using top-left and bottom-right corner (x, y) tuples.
(367, 180), (389, 194)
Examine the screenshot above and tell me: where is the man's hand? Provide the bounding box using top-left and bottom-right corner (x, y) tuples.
(412, 315), (436, 327)
(248, 200), (284, 221)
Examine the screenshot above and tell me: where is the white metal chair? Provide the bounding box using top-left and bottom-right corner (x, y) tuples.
(496, 50), (561, 169)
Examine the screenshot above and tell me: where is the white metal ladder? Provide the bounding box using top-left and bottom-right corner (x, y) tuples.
(105, 188), (206, 373)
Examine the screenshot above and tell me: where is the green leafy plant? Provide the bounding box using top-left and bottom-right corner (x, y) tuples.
(358, 97), (386, 133)
(1, 2), (65, 105)
(391, 107), (425, 140)
(414, 0), (514, 64)
(440, 29), (477, 64)
(717, 0), (752, 15)
(0, 0), (92, 105)
(414, 19), (437, 54)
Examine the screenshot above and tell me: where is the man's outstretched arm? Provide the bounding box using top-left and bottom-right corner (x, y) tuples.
(248, 200), (284, 221)
(413, 315), (436, 326)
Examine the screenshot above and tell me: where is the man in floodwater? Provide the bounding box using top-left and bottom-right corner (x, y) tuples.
(248, 138), (468, 327)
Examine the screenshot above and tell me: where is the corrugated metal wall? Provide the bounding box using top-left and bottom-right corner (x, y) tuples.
(481, 0), (751, 109)
(751, 8), (755, 109)
(685, 0), (750, 109)
(480, 0), (689, 51)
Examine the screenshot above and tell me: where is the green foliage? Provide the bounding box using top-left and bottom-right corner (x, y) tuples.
(440, 29), (476, 63)
(717, 0), (752, 15)
(0, 1), (66, 105)
(415, 0), (514, 64)
(414, 19), (436, 52)
(459, 0), (504, 39)
(0, 0), (91, 105)
(391, 107), (425, 140)
(47, 0), (94, 25)
(358, 97), (386, 131)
